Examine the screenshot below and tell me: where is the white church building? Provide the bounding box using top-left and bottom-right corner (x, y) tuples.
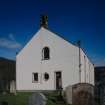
(16, 16), (94, 91)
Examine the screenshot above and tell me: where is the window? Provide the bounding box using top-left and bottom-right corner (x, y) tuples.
(42, 47), (50, 60)
(44, 72), (49, 81)
(32, 73), (38, 82)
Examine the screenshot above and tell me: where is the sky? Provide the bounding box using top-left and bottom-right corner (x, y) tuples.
(0, 0), (105, 66)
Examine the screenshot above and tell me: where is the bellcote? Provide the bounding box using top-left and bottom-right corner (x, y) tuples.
(40, 15), (48, 28)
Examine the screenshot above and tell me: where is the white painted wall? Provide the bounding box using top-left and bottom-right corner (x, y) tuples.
(16, 27), (94, 91)
(80, 49), (94, 85)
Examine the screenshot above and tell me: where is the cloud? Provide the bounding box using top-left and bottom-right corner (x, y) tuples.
(0, 34), (22, 49)
(9, 33), (15, 41)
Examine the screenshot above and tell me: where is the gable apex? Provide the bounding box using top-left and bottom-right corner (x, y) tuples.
(41, 27), (77, 47)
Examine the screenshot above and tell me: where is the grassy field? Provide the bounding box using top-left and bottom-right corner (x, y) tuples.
(0, 92), (33, 105)
(0, 92), (65, 105)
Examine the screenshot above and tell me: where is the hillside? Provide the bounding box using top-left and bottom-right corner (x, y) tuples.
(0, 57), (16, 92)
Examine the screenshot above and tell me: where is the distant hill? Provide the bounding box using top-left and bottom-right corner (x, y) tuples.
(0, 57), (15, 61)
(0, 57), (15, 80)
(0, 57), (16, 92)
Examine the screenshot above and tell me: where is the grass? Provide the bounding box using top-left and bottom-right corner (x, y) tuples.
(0, 91), (65, 105)
(0, 92), (33, 105)
(44, 91), (65, 105)
(45, 92), (58, 105)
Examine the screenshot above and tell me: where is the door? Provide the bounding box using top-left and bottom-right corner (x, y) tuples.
(55, 71), (62, 90)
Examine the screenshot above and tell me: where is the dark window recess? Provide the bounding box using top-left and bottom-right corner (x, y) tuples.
(33, 73), (38, 82)
(44, 73), (49, 81)
(42, 47), (50, 60)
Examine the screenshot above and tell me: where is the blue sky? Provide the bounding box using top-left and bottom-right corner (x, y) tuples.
(0, 0), (105, 66)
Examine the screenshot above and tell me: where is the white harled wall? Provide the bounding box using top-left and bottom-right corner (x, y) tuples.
(16, 27), (94, 91)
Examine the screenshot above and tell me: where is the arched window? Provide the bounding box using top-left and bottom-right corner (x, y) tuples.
(42, 47), (50, 60)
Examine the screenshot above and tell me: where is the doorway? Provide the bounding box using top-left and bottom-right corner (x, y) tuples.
(55, 71), (62, 90)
